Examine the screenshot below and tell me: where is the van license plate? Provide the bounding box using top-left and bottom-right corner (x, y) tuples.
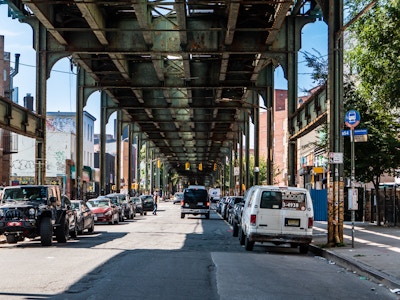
(285, 218), (300, 227)
(197, 202), (203, 206)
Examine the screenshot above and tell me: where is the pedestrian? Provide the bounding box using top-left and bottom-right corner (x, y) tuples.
(153, 191), (158, 215)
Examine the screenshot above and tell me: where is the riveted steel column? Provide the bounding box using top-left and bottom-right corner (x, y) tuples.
(286, 16), (299, 187)
(253, 91), (260, 186)
(245, 118), (250, 190)
(76, 69), (84, 198)
(327, 0), (344, 245)
(266, 65), (274, 185)
(145, 141), (149, 193)
(229, 146), (234, 194)
(100, 92), (107, 195)
(239, 129), (243, 195)
(127, 124), (134, 196)
(136, 133), (141, 194)
(115, 111), (122, 193)
(34, 22), (47, 185)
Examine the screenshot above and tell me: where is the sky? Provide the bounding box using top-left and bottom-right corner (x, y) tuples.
(0, 4), (327, 135)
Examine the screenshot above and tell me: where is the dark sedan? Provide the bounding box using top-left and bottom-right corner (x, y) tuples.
(139, 195), (154, 215)
(131, 197), (143, 215)
(71, 200), (95, 234)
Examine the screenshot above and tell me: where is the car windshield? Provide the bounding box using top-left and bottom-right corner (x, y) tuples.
(88, 199), (110, 207)
(2, 187), (47, 201)
(71, 202), (80, 210)
(141, 196), (153, 203)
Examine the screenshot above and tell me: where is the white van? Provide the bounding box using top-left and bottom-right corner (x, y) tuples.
(239, 185), (314, 253)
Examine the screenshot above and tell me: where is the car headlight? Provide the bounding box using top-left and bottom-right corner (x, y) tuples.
(105, 210), (112, 216)
(29, 208), (36, 217)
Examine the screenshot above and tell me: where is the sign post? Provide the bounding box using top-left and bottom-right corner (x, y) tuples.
(345, 110), (360, 248)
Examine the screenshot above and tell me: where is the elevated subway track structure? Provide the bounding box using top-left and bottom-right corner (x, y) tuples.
(0, 0), (342, 190)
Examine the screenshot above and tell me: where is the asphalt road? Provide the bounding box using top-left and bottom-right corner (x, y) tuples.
(0, 201), (396, 299)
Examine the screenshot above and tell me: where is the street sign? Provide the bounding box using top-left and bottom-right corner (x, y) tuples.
(345, 110), (360, 129)
(328, 152), (343, 164)
(341, 129), (368, 136)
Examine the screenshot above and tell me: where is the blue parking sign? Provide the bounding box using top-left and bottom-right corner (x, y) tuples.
(345, 110), (360, 129)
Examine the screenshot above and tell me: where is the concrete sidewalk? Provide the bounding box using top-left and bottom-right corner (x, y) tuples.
(311, 221), (400, 292)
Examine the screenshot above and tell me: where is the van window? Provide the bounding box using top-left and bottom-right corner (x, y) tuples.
(260, 191), (282, 209)
(184, 188), (208, 202)
(247, 188), (256, 207)
(282, 191), (307, 210)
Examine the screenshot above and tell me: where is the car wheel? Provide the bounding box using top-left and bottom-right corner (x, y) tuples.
(88, 220), (94, 233)
(55, 216), (68, 243)
(78, 220), (84, 235)
(6, 234), (18, 244)
(115, 214), (119, 224)
(299, 244), (309, 254)
(239, 227), (245, 246)
(181, 213), (185, 219)
(205, 213), (210, 219)
(40, 216), (53, 246)
(245, 236), (254, 251)
(232, 222), (238, 237)
(70, 219), (78, 238)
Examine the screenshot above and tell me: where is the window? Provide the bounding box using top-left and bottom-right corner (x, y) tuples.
(260, 191), (282, 209)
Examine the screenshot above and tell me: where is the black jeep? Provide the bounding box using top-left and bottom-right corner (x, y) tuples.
(0, 185), (76, 246)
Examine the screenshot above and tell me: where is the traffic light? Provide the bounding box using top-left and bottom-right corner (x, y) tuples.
(157, 159), (161, 168)
(185, 162), (190, 170)
(213, 163), (217, 171)
(198, 163), (203, 171)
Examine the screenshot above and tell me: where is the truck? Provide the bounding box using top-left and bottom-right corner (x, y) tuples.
(208, 188), (221, 203)
(0, 185), (75, 246)
(181, 185), (210, 219)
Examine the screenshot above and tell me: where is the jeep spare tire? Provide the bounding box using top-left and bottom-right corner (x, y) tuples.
(40, 217), (53, 246)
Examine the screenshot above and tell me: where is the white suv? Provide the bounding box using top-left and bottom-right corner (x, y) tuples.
(239, 185), (314, 253)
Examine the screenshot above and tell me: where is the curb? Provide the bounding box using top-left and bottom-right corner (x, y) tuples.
(310, 244), (400, 290)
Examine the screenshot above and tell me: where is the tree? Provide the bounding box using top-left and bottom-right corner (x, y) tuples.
(345, 0), (400, 224)
(343, 80), (400, 225)
(347, 0), (400, 108)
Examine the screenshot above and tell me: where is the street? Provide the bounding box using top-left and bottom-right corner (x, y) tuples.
(0, 201), (396, 300)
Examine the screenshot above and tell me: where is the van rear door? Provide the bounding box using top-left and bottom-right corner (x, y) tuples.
(256, 190), (282, 234)
(279, 188), (311, 234)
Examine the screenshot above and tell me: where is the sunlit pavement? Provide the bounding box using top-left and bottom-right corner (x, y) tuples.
(311, 221), (400, 291)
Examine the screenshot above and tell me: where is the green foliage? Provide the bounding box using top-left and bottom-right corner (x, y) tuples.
(301, 49), (328, 87)
(347, 1), (400, 107)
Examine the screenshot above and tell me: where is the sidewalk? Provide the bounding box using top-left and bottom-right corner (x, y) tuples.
(311, 221), (400, 292)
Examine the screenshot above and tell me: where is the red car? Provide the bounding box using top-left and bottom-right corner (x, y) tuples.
(87, 198), (120, 225)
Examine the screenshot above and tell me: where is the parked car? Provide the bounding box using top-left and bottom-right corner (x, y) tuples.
(100, 195), (124, 222)
(140, 195), (154, 215)
(61, 195), (78, 239)
(107, 193), (135, 220)
(0, 185), (75, 246)
(131, 197), (143, 215)
(219, 196), (231, 220)
(173, 192), (184, 204)
(71, 200), (95, 234)
(232, 201), (245, 237)
(239, 185), (314, 253)
(216, 196), (227, 214)
(87, 198), (120, 225)
(226, 196), (244, 224)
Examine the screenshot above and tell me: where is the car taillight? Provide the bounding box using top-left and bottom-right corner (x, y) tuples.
(206, 201), (210, 207)
(250, 214), (256, 225)
(180, 200), (184, 206)
(308, 217), (313, 228)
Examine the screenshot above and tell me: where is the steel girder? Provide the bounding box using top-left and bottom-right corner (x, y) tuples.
(4, 0), (327, 183)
